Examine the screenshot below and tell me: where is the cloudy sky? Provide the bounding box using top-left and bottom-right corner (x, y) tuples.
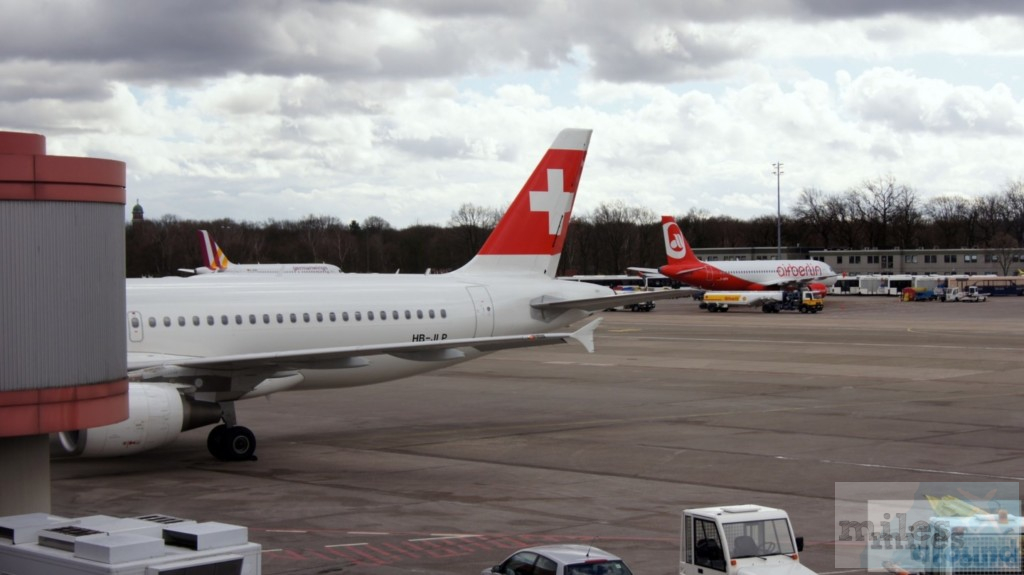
(2, 1), (1023, 228)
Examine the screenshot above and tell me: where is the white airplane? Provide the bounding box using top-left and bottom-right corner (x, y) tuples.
(56, 128), (685, 462)
(631, 216), (838, 293)
(187, 229), (342, 274)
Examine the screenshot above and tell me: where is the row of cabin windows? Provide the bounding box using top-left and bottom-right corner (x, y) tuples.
(141, 308), (448, 329)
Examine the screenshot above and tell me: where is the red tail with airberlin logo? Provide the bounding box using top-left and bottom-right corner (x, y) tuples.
(477, 129), (591, 256)
(662, 216), (699, 265)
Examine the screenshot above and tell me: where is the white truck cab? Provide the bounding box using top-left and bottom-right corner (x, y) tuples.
(944, 286), (988, 302)
(680, 505), (816, 575)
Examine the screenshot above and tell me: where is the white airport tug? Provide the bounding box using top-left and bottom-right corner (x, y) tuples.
(680, 504), (817, 575)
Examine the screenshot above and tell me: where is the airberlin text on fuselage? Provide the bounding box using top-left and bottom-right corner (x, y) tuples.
(776, 264), (823, 278)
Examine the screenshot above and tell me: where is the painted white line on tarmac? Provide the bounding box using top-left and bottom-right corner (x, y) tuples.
(410, 534), (483, 541)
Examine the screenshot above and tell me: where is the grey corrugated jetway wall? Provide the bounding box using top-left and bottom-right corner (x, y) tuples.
(0, 131), (127, 515)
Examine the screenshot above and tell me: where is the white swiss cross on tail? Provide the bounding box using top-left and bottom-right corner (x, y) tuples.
(530, 169), (572, 236)
(454, 129), (591, 278)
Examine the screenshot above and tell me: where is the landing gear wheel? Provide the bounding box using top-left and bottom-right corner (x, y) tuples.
(208, 425), (257, 461)
(207, 424), (227, 456)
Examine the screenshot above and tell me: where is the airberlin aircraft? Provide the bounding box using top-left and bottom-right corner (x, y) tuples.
(640, 216), (837, 292)
(55, 129), (686, 462)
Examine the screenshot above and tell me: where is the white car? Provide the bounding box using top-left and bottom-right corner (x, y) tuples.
(481, 544), (634, 575)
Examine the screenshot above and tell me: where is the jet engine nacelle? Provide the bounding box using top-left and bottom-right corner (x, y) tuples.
(55, 382), (222, 457)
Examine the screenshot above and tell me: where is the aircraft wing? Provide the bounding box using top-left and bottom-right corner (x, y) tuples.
(531, 288), (694, 312)
(128, 319), (602, 378)
(625, 266), (660, 276)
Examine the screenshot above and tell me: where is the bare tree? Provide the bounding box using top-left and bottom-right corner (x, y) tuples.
(857, 175), (915, 248)
(361, 216), (394, 272)
(1003, 179), (1024, 248)
(676, 208), (713, 248)
(924, 195), (972, 248)
(972, 193), (1005, 247)
(793, 188), (835, 247)
(985, 233), (1023, 276)
(891, 185), (922, 248)
(447, 203), (501, 264)
(592, 200), (656, 273)
(834, 189), (865, 248)
(297, 214), (341, 262)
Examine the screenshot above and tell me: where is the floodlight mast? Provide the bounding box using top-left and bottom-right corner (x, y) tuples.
(772, 162), (783, 260)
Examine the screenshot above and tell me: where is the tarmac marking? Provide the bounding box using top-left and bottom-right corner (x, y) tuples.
(636, 335), (1023, 352)
(773, 455), (1024, 481)
(382, 541), (423, 558)
(410, 534), (483, 541)
(262, 533), (672, 568)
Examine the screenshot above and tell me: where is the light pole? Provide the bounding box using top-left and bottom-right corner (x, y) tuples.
(772, 162), (783, 260)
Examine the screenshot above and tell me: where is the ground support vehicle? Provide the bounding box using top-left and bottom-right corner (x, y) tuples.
(772, 289), (824, 313)
(624, 299), (656, 312)
(680, 504), (816, 575)
(698, 289), (824, 313)
(943, 286), (988, 302)
(698, 291), (776, 312)
(901, 287), (939, 301)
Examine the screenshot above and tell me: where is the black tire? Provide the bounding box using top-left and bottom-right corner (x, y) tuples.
(223, 426), (257, 461)
(207, 424), (227, 458)
(208, 425), (257, 461)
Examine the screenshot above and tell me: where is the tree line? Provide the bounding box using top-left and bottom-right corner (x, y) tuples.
(126, 176), (1024, 278)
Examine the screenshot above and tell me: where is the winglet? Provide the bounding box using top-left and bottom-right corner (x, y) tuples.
(569, 318), (602, 353)
(454, 128), (592, 277)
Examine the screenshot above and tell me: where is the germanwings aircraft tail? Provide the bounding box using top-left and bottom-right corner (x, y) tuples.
(453, 129), (590, 278)
(199, 229), (231, 271)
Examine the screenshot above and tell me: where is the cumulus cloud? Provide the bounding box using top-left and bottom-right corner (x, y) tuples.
(1, 0), (1024, 226)
(841, 68), (1024, 134)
